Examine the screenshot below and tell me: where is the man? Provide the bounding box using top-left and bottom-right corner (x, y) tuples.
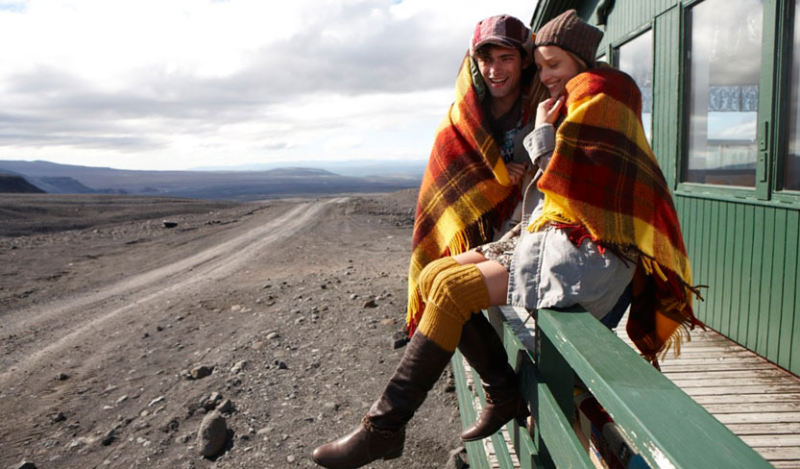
(312, 15), (545, 469)
(405, 13), (544, 339)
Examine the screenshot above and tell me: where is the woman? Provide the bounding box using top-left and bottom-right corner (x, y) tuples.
(313, 10), (699, 469)
(515, 10), (700, 365)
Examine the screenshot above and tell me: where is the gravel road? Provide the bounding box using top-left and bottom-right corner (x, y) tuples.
(0, 191), (464, 468)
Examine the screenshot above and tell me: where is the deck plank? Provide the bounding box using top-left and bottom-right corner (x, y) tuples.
(702, 402), (800, 413)
(614, 313), (800, 467)
(692, 393), (800, 404)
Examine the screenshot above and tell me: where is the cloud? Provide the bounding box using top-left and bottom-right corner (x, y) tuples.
(0, 0), (536, 169)
(0, 1), (26, 13)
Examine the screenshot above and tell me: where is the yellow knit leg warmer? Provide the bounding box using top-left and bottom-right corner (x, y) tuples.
(418, 256), (459, 301)
(417, 264), (490, 352)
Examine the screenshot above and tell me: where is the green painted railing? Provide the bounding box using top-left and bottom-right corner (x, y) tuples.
(451, 306), (774, 469)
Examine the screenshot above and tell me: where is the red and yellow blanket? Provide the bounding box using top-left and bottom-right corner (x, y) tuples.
(405, 55), (542, 334)
(529, 67), (702, 363)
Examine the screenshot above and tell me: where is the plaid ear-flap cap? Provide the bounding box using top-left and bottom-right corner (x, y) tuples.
(470, 14), (533, 65)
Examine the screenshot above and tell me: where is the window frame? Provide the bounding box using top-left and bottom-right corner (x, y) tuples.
(675, 0), (800, 207)
(612, 26), (655, 146)
(676, 0), (773, 200)
(773, 0), (800, 200)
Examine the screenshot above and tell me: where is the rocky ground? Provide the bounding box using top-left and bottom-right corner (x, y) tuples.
(0, 191), (468, 469)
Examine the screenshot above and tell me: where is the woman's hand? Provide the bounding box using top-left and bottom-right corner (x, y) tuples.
(535, 96), (564, 128)
(506, 162), (527, 185)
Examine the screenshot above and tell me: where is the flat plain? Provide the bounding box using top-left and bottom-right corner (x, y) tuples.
(0, 191), (463, 468)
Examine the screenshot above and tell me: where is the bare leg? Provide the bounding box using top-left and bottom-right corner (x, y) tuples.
(453, 251), (509, 307)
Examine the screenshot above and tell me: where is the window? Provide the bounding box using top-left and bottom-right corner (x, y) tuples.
(617, 30), (653, 143)
(683, 0), (763, 187)
(786, 0), (800, 190)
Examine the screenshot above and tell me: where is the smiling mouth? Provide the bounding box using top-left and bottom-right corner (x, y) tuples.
(489, 77), (508, 86)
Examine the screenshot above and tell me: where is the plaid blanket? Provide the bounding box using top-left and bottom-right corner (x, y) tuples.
(529, 67), (703, 363)
(405, 54), (543, 334)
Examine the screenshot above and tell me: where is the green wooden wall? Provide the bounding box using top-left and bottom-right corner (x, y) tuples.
(534, 1), (800, 375)
(675, 197), (800, 373)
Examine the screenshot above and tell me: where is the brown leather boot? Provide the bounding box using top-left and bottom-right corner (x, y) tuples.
(458, 313), (528, 442)
(312, 332), (452, 468)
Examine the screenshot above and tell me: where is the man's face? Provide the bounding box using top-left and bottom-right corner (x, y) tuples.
(534, 45), (583, 98)
(475, 45), (523, 104)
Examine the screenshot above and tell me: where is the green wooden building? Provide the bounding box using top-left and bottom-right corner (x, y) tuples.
(531, 0), (800, 376)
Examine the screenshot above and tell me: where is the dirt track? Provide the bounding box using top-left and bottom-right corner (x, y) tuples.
(0, 192), (462, 468)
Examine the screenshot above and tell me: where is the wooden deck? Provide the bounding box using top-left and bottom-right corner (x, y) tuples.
(468, 307), (800, 469)
(615, 313), (800, 469)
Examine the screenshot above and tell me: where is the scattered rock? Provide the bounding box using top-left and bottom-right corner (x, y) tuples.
(230, 360), (247, 374)
(101, 428), (116, 446)
(363, 299), (378, 308)
(275, 360), (288, 370)
(380, 318), (396, 326)
(115, 395), (129, 405)
(323, 402), (339, 413)
(148, 396), (166, 407)
(349, 294), (358, 300)
(266, 332), (280, 340)
(50, 411), (66, 423)
(443, 369), (456, 393)
(15, 461), (37, 469)
(56, 372), (69, 381)
(445, 446), (469, 469)
(196, 411), (227, 458)
(391, 330), (410, 349)
(67, 439), (83, 450)
(190, 365), (213, 380)
(203, 392), (223, 411)
(217, 399), (235, 414)
(161, 417), (180, 433)
(162, 220), (178, 228)
(256, 426), (272, 436)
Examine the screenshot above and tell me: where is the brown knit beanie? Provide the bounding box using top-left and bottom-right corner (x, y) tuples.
(534, 9), (603, 66)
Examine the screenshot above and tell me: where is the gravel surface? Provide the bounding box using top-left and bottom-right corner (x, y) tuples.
(0, 190), (466, 469)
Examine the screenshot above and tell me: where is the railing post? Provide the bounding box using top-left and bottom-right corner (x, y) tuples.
(534, 313), (574, 423)
(532, 309), (576, 468)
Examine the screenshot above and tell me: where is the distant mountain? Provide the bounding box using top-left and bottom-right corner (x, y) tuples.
(193, 160), (427, 179)
(0, 160), (421, 200)
(32, 176), (98, 194)
(0, 173), (45, 193)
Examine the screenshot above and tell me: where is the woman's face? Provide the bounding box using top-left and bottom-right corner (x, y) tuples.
(534, 45), (584, 98)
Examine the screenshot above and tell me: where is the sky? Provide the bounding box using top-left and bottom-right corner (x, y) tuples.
(0, 0), (537, 171)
